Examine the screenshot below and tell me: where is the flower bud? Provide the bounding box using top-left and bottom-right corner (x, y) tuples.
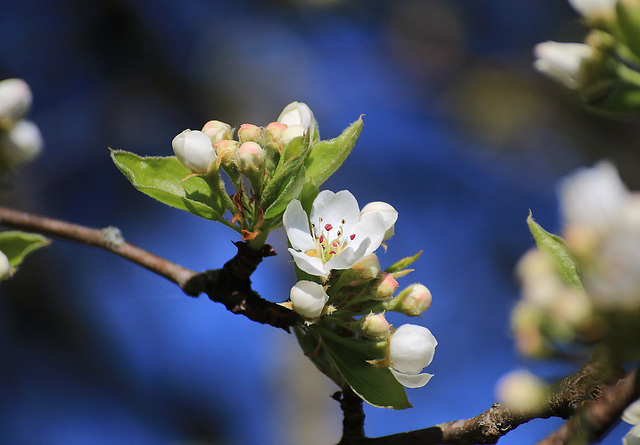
(388, 324), (437, 388)
(281, 124), (305, 145)
(568, 0), (616, 19)
(172, 129), (217, 174)
(202, 120), (232, 144)
(360, 201), (398, 240)
(238, 141), (265, 172)
(533, 41), (594, 89)
(289, 280), (329, 320)
(374, 272), (398, 299)
(265, 122), (287, 145)
(0, 78), (32, 129)
(277, 101), (317, 140)
(214, 139), (239, 167)
(361, 312), (390, 339)
(0, 250), (10, 280)
(0, 120), (43, 168)
(237, 124), (263, 144)
(495, 370), (546, 411)
(398, 283), (432, 316)
(351, 253), (381, 280)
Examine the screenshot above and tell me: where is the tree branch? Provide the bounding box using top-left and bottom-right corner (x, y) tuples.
(357, 363), (607, 445)
(333, 386), (366, 445)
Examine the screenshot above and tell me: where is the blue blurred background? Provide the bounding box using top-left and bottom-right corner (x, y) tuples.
(2, 0), (639, 443)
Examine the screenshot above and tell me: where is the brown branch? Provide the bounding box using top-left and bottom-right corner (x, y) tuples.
(333, 387), (366, 445)
(537, 368), (640, 445)
(0, 205), (299, 331)
(358, 363), (607, 445)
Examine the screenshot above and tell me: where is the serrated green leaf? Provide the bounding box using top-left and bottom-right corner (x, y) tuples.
(304, 117), (363, 187)
(385, 251), (422, 273)
(317, 326), (411, 409)
(527, 213), (583, 289)
(111, 150), (225, 220)
(294, 326), (346, 388)
(260, 133), (311, 211)
(0, 231), (50, 268)
(264, 165), (306, 220)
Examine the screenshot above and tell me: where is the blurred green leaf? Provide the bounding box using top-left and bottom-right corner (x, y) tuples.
(385, 251), (422, 274)
(527, 213), (583, 289)
(0, 231), (50, 268)
(304, 117), (363, 187)
(111, 150), (225, 220)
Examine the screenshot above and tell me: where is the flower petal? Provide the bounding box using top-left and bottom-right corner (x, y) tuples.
(624, 424), (640, 445)
(288, 248), (329, 278)
(389, 369), (434, 389)
(624, 399), (640, 425)
(310, 190), (360, 237)
(324, 238), (372, 271)
(348, 212), (386, 257)
(283, 200), (315, 252)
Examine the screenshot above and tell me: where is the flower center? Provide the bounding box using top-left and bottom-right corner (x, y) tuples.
(307, 217), (356, 262)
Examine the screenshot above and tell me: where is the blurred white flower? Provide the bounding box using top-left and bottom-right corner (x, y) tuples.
(533, 41), (594, 89)
(0, 120), (43, 168)
(388, 324), (437, 388)
(496, 370), (546, 411)
(568, 0), (617, 18)
(172, 129), (218, 174)
(283, 190), (392, 278)
(0, 78), (32, 129)
(623, 399), (640, 445)
(0, 250), (9, 280)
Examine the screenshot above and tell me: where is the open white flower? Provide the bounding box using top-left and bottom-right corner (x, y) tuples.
(388, 324), (437, 388)
(289, 280), (329, 320)
(533, 41), (594, 89)
(623, 399), (640, 445)
(283, 190), (391, 278)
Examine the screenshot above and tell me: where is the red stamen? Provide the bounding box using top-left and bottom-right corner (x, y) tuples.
(319, 235), (324, 243)
(350, 234), (356, 240)
(329, 251), (336, 255)
(332, 242), (339, 247)
(324, 224), (333, 231)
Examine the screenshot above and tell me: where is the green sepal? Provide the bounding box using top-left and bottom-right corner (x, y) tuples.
(0, 230), (50, 269)
(616, 0), (640, 59)
(527, 213), (583, 289)
(385, 251), (422, 273)
(263, 165), (306, 220)
(111, 150), (226, 221)
(304, 116), (363, 187)
(260, 133), (311, 211)
(314, 324), (411, 409)
(299, 180), (319, 216)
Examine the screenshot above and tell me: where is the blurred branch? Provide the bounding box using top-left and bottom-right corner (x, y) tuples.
(334, 386), (365, 445)
(537, 368), (639, 445)
(355, 363), (607, 445)
(0, 205), (298, 330)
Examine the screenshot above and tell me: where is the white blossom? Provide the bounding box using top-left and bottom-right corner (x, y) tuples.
(533, 41), (594, 89)
(0, 78), (32, 129)
(360, 201), (398, 240)
(568, 0), (617, 18)
(172, 129), (218, 174)
(0, 250), (10, 280)
(0, 120), (43, 167)
(388, 324), (437, 388)
(283, 190), (392, 278)
(289, 280), (329, 320)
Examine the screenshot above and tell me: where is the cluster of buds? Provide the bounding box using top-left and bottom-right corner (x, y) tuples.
(279, 189), (437, 388)
(533, 0), (640, 114)
(0, 78), (43, 170)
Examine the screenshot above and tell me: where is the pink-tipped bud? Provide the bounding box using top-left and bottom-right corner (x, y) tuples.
(375, 272), (398, 300)
(281, 124), (305, 145)
(399, 284), (432, 316)
(265, 122), (287, 144)
(238, 123), (263, 144)
(361, 312), (390, 339)
(214, 139), (239, 167)
(202, 120), (232, 144)
(238, 141), (265, 171)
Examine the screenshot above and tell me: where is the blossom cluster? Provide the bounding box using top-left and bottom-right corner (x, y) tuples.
(0, 78), (43, 170)
(280, 189), (437, 388)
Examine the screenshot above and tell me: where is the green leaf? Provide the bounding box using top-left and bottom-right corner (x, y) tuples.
(385, 251), (422, 273)
(260, 133), (311, 211)
(0, 231), (50, 268)
(317, 326), (411, 409)
(263, 165), (306, 220)
(111, 150), (225, 220)
(299, 180), (319, 216)
(527, 213), (583, 289)
(304, 116), (363, 187)
(293, 326), (346, 388)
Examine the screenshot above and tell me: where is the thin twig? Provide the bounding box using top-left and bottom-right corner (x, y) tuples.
(0, 205), (196, 287)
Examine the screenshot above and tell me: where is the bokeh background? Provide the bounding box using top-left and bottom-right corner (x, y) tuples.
(1, 0), (639, 443)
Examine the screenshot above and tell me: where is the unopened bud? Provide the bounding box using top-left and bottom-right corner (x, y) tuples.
(361, 312), (390, 339)
(172, 129), (218, 175)
(0, 120), (43, 168)
(281, 124), (305, 145)
(0, 250), (9, 280)
(398, 283), (432, 316)
(496, 370), (546, 411)
(351, 253), (381, 280)
(214, 139), (238, 168)
(289, 280), (329, 320)
(568, 0), (616, 19)
(0, 78), (32, 129)
(277, 101), (318, 141)
(533, 41), (594, 89)
(374, 272), (398, 300)
(360, 202), (398, 240)
(202, 120), (232, 144)
(238, 141), (265, 172)
(238, 123), (263, 144)
(265, 122), (287, 145)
